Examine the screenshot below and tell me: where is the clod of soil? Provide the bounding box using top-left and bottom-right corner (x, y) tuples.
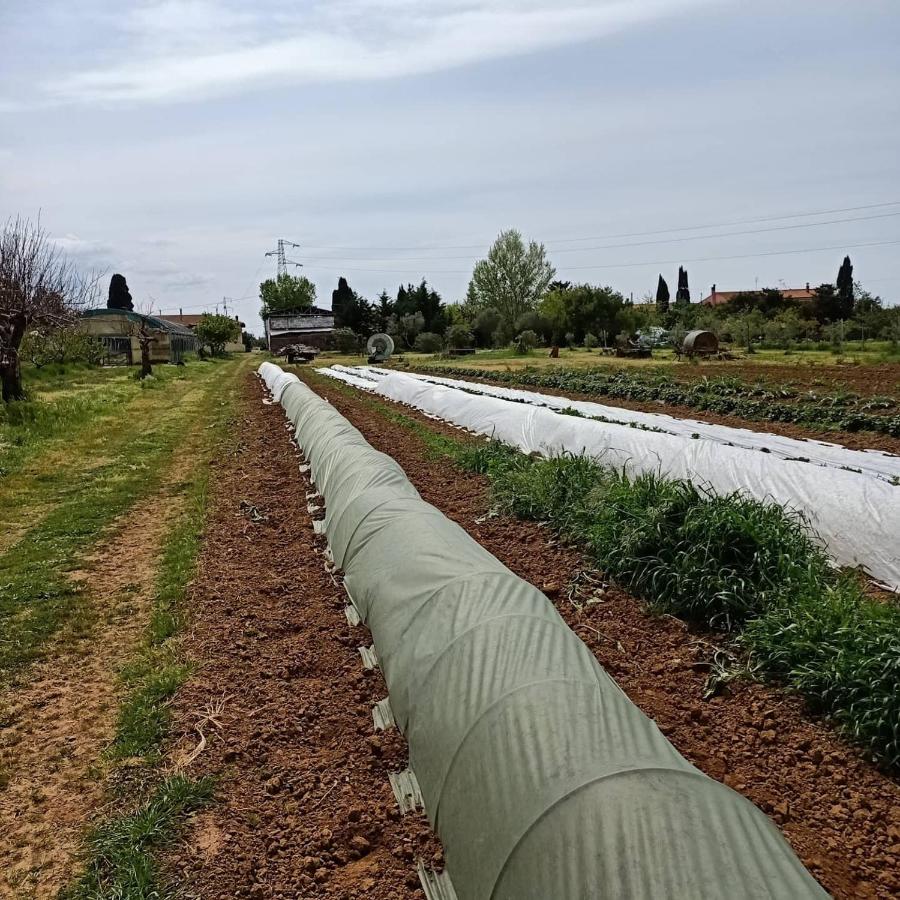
(164, 374), (440, 898)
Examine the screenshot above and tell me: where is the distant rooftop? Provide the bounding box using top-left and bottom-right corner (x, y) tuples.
(700, 285), (817, 306)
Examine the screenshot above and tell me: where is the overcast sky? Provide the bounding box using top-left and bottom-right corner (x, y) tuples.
(2, 0), (899, 330)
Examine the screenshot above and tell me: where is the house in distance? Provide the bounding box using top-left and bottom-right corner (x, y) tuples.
(263, 306), (335, 353)
(700, 283), (817, 306)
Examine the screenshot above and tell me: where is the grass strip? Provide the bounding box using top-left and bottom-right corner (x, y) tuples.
(315, 374), (900, 770)
(419, 364), (900, 436)
(0, 361), (233, 682)
(63, 365), (237, 897)
(62, 774), (214, 900)
(110, 467), (211, 760)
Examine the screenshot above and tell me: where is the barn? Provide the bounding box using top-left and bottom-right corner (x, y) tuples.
(263, 307), (335, 352)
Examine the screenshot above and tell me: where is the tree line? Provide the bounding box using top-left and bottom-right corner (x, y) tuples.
(260, 231), (898, 356)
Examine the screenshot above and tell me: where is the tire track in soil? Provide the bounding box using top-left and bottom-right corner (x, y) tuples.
(0, 433), (204, 899)
(164, 374), (440, 899)
(306, 370), (900, 900)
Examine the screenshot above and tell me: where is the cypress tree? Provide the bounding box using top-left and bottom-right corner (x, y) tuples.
(108, 273), (134, 310)
(836, 256), (854, 318)
(656, 275), (670, 315)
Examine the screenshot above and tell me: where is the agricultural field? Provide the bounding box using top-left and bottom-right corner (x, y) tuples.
(2, 354), (898, 899)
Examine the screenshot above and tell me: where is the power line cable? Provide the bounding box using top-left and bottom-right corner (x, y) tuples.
(298, 238), (900, 276)
(297, 200), (900, 253)
(299, 211), (900, 263)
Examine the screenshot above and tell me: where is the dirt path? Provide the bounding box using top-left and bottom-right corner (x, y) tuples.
(164, 374), (439, 898)
(0, 430), (206, 898)
(306, 371), (900, 900)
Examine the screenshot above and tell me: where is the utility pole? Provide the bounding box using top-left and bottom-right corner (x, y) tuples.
(265, 239), (303, 278)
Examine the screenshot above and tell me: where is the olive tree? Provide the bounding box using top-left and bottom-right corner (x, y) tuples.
(1, 217), (97, 402)
(468, 230), (555, 332)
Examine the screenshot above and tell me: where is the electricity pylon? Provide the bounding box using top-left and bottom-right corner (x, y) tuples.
(265, 239), (303, 278)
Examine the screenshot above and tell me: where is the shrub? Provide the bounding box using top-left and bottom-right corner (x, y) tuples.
(584, 332), (599, 349)
(446, 323), (473, 349)
(332, 327), (359, 354)
(414, 331), (444, 353)
(514, 330), (538, 354)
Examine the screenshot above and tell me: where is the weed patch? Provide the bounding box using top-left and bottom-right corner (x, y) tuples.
(63, 774), (214, 900)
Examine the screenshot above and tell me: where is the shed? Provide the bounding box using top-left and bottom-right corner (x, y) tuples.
(80, 308), (199, 365)
(682, 329), (719, 357)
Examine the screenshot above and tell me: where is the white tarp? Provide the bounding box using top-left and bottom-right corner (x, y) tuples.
(318, 365), (900, 590)
(337, 364), (900, 484)
(258, 361), (826, 900)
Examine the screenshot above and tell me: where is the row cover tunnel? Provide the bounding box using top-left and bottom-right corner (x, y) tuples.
(259, 362), (826, 900)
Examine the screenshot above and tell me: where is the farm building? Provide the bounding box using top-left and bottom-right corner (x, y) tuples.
(700, 283), (816, 306)
(80, 308), (199, 365)
(159, 312), (246, 353)
(263, 306), (335, 352)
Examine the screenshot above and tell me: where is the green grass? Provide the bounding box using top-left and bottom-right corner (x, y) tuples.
(62, 364), (236, 897)
(109, 464), (213, 761)
(0, 362), (206, 480)
(63, 774), (214, 900)
(0, 360), (237, 683)
(316, 373), (900, 770)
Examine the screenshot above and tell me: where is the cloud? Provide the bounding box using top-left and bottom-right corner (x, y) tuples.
(43, 0), (716, 104)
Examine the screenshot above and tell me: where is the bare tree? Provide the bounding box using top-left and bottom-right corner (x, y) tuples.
(0, 216), (98, 402)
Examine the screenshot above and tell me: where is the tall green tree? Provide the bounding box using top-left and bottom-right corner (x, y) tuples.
(468, 230), (555, 331)
(655, 275), (670, 316)
(395, 279), (446, 334)
(836, 255), (854, 318)
(259, 274), (316, 317)
(539, 283), (626, 344)
(332, 277), (373, 334)
(675, 266), (690, 305)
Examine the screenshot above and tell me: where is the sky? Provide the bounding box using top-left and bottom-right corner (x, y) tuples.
(1, 0), (899, 332)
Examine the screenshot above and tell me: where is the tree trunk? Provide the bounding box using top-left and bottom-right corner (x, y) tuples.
(137, 327), (153, 379)
(1, 313), (27, 402)
(1, 362), (24, 402)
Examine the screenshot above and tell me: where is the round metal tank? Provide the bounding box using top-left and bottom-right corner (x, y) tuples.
(683, 329), (719, 356)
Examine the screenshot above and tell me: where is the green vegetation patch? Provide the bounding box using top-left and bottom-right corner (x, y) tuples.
(63, 774), (214, 900)
(0, 360), (234, 682)
(326, 377), (900, 770)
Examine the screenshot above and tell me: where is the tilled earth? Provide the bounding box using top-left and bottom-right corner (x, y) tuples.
(304, 370), (900, 900)
(164, 375), (440, 898)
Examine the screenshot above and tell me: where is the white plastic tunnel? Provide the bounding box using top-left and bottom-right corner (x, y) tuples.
(259, 362), (827, 900)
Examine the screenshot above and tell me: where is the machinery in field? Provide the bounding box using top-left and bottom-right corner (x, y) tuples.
(366, 333), (394, 364)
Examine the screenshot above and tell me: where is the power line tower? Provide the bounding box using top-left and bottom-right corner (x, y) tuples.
(265, 239), (303, 278)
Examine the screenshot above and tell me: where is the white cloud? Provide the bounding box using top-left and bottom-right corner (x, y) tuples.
(43, 0), (716, 104)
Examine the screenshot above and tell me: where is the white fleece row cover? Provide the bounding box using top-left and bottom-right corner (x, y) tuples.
(319, 365), (900, 591)
(258, 361), (825, 900)
(341, 364), (900, 484)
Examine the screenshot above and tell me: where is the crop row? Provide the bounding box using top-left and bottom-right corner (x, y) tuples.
(421, 435), (899, 770)
(422, 366), (900, 436)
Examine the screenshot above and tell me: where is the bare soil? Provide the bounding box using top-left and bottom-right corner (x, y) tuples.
(0, 447), (198, 898)
(307, 371), (900, 900)
(164, 375), (440, 898)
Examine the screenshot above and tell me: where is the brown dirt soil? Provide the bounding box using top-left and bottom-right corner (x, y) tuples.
(410, 366), (900, 454)
(0, 443), (202, 898)
(163, 374), (440, 899)
(306, 371), (900, 900)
